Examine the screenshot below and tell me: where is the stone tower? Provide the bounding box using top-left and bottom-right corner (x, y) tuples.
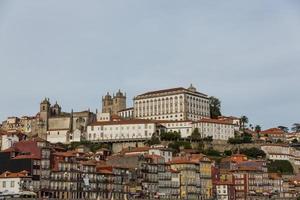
(102, 90), (126, 115)
(113, 89), (126, 114)
(102, 92), (113, 113)
(38, 98), (50, 139)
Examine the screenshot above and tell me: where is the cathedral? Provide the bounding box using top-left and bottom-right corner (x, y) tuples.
(102, 90), (126, 115)
(38, 98), (96, 141)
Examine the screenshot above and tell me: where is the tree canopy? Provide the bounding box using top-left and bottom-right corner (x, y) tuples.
(209, 96), (221, 119)
(292, 123), (300, 132)
(267, 160), (294, 174)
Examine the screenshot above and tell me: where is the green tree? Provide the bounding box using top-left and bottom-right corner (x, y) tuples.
(278, 126), (289, 133)
(168, 141), (192, 153)
(191, 128), (201, 140)
(145, 134), (161, 146)
(267, 160), (294, 174)
(240, 116), (248, 130)
(254, 125), (261, 133)
(292, 123), (300, 132)
(203, 147), (221, 157)
(224, 150), (232, 156)
(291, 139), (298, 144)
(160, 131), (181, 141)
(209, 96), (222, 119)
(240, 147), (265, 158)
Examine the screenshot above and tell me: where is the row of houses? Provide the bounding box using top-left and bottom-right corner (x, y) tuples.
(215, 154), (300, 199)
(0, 137), (214, 199)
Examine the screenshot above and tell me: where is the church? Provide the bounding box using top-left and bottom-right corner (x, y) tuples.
(38, 98), (96, 143)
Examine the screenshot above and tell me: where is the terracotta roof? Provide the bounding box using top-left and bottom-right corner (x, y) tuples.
(156, 120), (193, 124)
(91, 119), (156, 126)
(135, 87), (207, 98)
(144, 154), (164, 161)
(0, 170), (30, 178)
(118, 107), (134, 112)
(97, 169), (113, 175)
(168, 156), (199, 165)
(260, 128), (285, 135)
(12, 154), (40, 160)
(121, 146), (150, 154)
(198, 118), (234, 125)
(4, 140), (42, 159)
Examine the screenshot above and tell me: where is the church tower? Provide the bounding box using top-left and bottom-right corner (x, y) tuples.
(112, 89), (126, 114)
(39, 98), (50, 139)
(102, 92), (113, 113)
(101, 90), (126, 115)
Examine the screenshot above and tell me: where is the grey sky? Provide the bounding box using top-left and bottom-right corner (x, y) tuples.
(0, 1), (299, 130)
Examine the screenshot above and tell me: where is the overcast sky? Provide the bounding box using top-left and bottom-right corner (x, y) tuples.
(0, 1), (299, 130)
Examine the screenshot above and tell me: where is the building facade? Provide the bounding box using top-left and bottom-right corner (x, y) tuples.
(86, 119), (162, 142)
(133, 85), (210, 121)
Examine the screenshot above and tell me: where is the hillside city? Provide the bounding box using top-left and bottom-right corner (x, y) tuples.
(0, 85), (300, 200)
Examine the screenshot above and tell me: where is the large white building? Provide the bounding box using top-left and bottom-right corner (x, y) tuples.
(194, 118), (235, 140)
(133, 85), (210, 121)
(86, 119), (162, 141)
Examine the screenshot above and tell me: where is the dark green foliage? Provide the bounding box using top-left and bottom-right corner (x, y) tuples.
(278, 126), (289, 133)
(203, 136), (213, 142)
(267, 160), (294, 174)
(209, 96), (222, 119)
(292, 123), (300, 132)
(276, 139), (283, 143)
(203, 147), (221, 157)
(239, 147), (266, 159)
(224, 150), (232, 156)
(292, 139), (298, 143)
(168, 141), (192, 153)
(254, 125), (261, 133)
(228, 132), (252, 144)
(190, 128), (201, 140)
(160, 131), (181, 141)
(145, 134), (161, 146)
(240, 116), (249, 130)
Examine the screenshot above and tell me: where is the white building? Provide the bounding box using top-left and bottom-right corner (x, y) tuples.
(216, 184), (230, 200)
(0, 132), (19, 151)
(159, 120), (193, 138)
(194, 118), (235, 140)
(46, 128), (81, 144)
(86, 119), (161, 141)
(133, 85), (210, 121)
(118, 107), (134, 119)
(0, 171), (32, 196)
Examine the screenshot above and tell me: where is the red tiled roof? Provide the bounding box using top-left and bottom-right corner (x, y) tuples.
(12, 154), (40, 160)
(260, 128), (285, 135)
(0, 170), (30, 178)
(136, 87), (207, 97)
(168, 156), (199, 165)
(198, 118), (234, 125)
(4, 140), (42, 159)
(121, 146), (150, 154)
(91, 119), (157, 126)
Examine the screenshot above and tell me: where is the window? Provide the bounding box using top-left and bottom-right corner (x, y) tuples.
(2, 181), (6, 188)
(10, 181), (14, 188)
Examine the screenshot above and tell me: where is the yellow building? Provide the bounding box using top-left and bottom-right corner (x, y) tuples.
(191, 154), (213, 199)
(168, 157), (201, 199)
